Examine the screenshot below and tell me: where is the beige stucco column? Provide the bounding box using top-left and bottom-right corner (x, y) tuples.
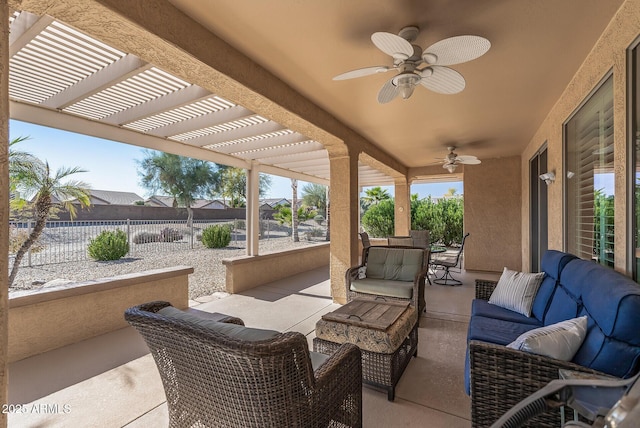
(0, 1), (9, 425)
(328, 149), (359, 304)
(394, 178), (411, 236)
(245, 164), (260, 256)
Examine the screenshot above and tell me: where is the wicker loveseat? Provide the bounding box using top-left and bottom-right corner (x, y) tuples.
(345, 246), (428, 314)
(125, 301), (362, 428)
(467, 250), (640, 427)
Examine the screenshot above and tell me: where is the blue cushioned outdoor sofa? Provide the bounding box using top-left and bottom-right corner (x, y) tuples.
(467, 250), (640, 427)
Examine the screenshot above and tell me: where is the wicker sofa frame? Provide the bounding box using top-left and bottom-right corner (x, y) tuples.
(470, 280), (608, 428)
(345, 246), (428, 314)
(125, 301), (363, 428)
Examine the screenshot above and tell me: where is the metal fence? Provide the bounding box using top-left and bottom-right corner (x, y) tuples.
(8, 218), (328, 267)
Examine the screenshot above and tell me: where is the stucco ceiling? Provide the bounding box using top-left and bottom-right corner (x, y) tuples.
(167, 0), (624, 168)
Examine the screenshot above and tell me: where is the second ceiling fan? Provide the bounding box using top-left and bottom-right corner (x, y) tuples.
(333, 26), (490, 103)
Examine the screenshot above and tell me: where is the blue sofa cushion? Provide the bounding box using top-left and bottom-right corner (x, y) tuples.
(572, 316), (640, 378)
(471, 300), (542, 326)
(544, 285), (579, 326)
(581, 269), (640, 346)
(468, 315), (540, 346)
(531, 251), (577, 321)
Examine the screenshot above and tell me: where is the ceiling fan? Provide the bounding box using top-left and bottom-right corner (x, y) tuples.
(440, 146), (481, 173)
(333, 26), (490, 103)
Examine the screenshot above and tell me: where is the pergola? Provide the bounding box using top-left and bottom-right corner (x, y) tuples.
(6, 9), (412, 253)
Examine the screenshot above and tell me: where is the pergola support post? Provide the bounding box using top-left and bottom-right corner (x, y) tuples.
(394, 178), (411, 236)
(328, 150), (359, 304)
(245, 163), (260, 256)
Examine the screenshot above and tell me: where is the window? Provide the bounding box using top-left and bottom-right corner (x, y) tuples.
(565, 75), (614, 266)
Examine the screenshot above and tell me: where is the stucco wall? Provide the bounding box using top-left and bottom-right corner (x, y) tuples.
(8, 266), (192, 362)
(520, 0), (640, 273)
(51, 205), (259, 221)
(464, 157), (522, 272)
(223, 243), (329, 293)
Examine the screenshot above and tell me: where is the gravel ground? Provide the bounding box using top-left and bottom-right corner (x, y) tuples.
(9, 237), (325, 299)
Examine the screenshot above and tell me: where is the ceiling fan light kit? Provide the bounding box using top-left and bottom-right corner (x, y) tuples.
(334, 26), (490, 103)
(444, 163), (458, 173)
(440, 146), (481, 172)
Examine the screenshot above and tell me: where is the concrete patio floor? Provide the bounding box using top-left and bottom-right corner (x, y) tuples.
(8, 264), (500, 427)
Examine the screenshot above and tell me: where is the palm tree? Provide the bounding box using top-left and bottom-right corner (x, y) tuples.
(9, 161), (91, 287)
(301, 183), (327, 216)
(9, 137), (39, 193)
(361, 186), (391, 211)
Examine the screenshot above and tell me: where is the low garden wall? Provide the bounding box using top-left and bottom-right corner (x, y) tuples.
(8, 266), (192, 362)
(223, 243), (330, 293)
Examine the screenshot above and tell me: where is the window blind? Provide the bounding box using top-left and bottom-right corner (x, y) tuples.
(565, 76), (614, 266)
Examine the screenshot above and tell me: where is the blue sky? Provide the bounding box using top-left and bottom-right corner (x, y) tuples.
(9, 120), (463, 199)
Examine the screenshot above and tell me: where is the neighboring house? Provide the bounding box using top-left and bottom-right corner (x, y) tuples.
(145, 195), (175, 208)
(192, 199), (227, 209)
(260, 198), (290, 208)
(87, 190), (144, 206)
(146, 195), (227, 209)
(47, 190), (144, 206)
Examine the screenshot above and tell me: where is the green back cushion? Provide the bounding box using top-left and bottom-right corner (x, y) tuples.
(158, 306), (280, 342)
(366, 247), (423, 281)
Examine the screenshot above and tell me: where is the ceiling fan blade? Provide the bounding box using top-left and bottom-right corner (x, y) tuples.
(377, 78), (399, 104)
(371, 32), (413, 61)
(457, 156), (481, 165)
(422, 35), (491, 66)
(420, 66), (466, 94)
(333, 66), (392, 80)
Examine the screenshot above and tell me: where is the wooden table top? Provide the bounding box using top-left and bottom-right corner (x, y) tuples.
(322, 299), (409, 331)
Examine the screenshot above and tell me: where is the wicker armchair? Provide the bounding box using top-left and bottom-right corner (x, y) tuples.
(346, 246), (427, 313)
(125, 301), (362, 428)
(470, 280), (609, 428)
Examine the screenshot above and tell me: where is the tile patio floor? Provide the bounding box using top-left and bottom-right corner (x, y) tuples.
(8, 265), (500, 427)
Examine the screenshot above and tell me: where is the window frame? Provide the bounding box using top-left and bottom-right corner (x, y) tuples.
(628, 36), (640, 279)
(563, 70), (614, 263)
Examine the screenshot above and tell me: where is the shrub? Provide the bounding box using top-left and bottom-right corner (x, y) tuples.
(361, 199), (395, 238)
(88, 229), (129, 261)
(201, 224), (232, 248)
(313, 215), (324, 226)
(160, 227), (183, 242)
(305, 227), (325, 239)
(132, 230), (161, 244)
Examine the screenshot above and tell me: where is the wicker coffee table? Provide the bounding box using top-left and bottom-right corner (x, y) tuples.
(313, 299), (418, 401)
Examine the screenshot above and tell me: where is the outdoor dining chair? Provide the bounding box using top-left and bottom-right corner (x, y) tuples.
(431, 233), (470, 286)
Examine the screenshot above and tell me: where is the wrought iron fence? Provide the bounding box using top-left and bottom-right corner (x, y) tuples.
(8, 218), (328, 267)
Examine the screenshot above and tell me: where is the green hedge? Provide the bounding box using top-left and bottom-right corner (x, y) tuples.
(201, 224), (232, 248)
(88, 229), (129, 261)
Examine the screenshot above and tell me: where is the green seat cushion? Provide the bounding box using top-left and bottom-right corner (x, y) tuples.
(158, 306), (280, 342)
(366, 247), (423, 281)
(350, 278), (413, 299)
